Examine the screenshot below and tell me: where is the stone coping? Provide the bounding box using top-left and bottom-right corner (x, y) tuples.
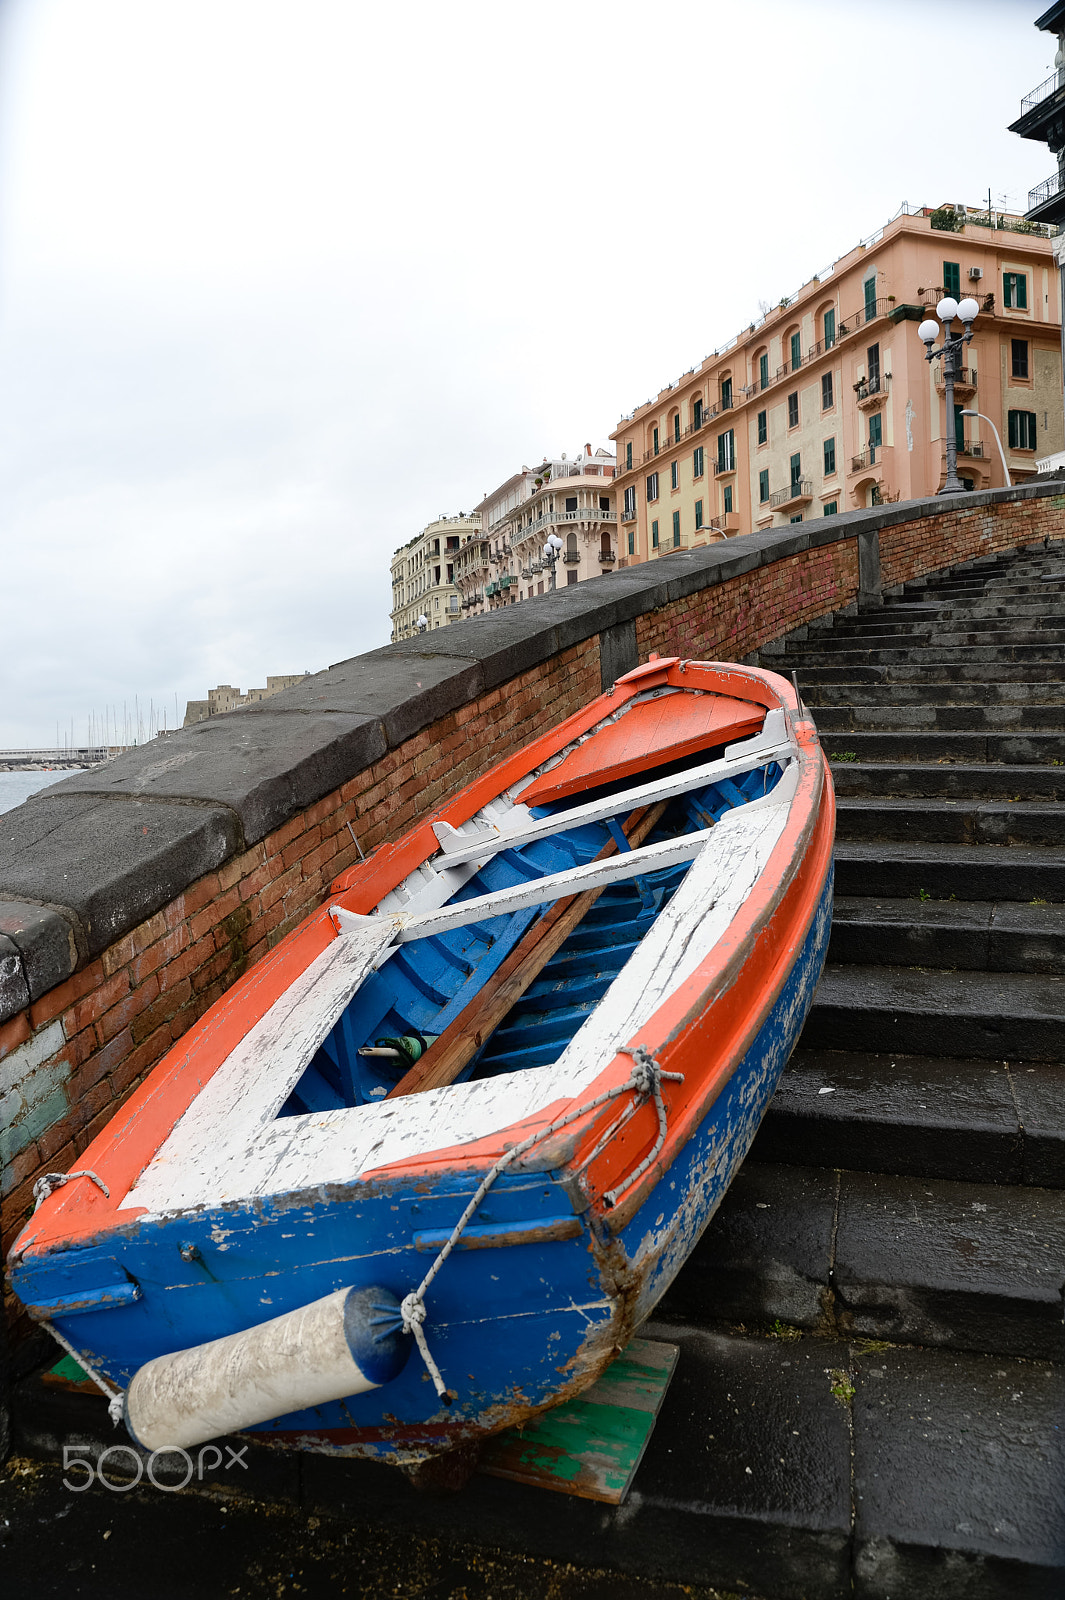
(0, 479), (1061, 1021)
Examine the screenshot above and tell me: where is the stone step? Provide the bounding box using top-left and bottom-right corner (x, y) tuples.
(816, 703), (1065, 732)
(835, 796), (1065, 847)
(830, 760), (1065, 800)
(821, 729), (1065, 763)
(830, 610), (1065, 635)
(754, 1047), (1063, 1186)
(803, 963), (1065, 1061)
(657, 1160), (1065, 1361)
(15, 1324), (1065, 1600)
(831, 758), (1061, 796)
(779, 640), (1065, 665)
(834, 837), (1065, 902)
(807, 681), (1065, 707)
(792, 661), (1065, 686)
(828, 896), (1065, 974)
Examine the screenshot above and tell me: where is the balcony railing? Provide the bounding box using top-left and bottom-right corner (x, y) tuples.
(713, 458), (736, 476)
(598, 548), (617, 564)
(850, 447), (888, 472)
(769, 478), (813, 508)
(562, 550), (580, 565)
(919, 288), (996, 313)
(934, 366), (977, 394)
(854, 373), (889, 405)
(514, 507), (617, 540)
(1020, 67), (1065, 116)
(1028, 170), (1064, 212)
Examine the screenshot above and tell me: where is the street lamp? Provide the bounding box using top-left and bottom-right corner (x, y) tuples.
(917, 295), (981, 494)
(416, 614), (428, 633)
(542, 533), (563, 590)
(960, 409), (1011, 488)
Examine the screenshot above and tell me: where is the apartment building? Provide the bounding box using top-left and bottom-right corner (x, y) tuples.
(389, 514), (481, 641)
(611, 203), (1064, 561)
(461, 445), (617, 616)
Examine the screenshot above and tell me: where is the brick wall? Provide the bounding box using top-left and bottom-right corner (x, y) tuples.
(3, 488), (1065, 1281)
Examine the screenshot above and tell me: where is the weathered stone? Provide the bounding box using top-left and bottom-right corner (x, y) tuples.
(0, 901), (77, 1006)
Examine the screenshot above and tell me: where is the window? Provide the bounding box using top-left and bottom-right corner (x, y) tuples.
(695, 499), (704, 529)
(1004, 272), (1028, 310)
(623, 485), (636, 519)
(867, 343), (880, 388)
(790, 514), (804, 523)
(693, 445), (705, 478)
(943, 261), (961, 299)
(566, 531), (578, 557)
(653, 427), (659, 455)
(823, 501), (838, 516)
(790, 451), (802, 491)
(671, 460), (679, 490)
(1008, 409), (1038, 449)
(824, 308), (836, 349)
(721, 376), (733, 409)
(651, 518), (659, 548)
(599, 495), (610, 512)
(787, 392), (799, 428)
(868, 412), (882, 460)
(625, 442), (632, 470)
(864, 275), (877, 318)
(646, 472), (659, 501)
(627, 528), (634, 555)
(565, 495), (578, 512)
(822, 372), (833, 410)
(790, 332), (802, 372)
(693, 397), (703, 429)
(672, 510), (681, 547)
(673, 414), (681, 444)
(824, 436), (836, 475)
(717, 428), (735, 471)
(723, 485), (733, 514)
(567, 570), (578, 585)
(759, 468), (770, 503)
(1012, 339), (1030, 379)
(759, 353), (769, 390)
(757, 409), (768, 445)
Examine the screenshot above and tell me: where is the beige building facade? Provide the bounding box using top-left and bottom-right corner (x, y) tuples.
(390, 514), (481, 641)
(611, 203), (1063, 562)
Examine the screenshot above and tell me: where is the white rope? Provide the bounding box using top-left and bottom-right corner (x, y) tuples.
(32, 1169), (110, 1211)
(398, 1046), (684, 1400)
(41, 1317), (125, 1427)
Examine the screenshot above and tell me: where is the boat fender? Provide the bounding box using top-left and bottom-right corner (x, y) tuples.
(123, 1285), (410, 1453)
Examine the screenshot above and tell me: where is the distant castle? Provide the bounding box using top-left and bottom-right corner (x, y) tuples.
(182, 674), (310, 726)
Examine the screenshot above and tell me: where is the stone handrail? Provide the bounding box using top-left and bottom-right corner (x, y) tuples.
(1, 479), (1063, 1250)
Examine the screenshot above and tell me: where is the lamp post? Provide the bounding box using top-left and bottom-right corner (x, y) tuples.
(542, 532), (563, 590)
(416, 614), (428, 634)
(917, 296), (981, 494)
(959, 409), (1011, 487)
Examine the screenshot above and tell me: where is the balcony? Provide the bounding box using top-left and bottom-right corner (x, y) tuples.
(918, 288), (996, 315)
(713, 458), (737, 477)
(598, 548), (617, 566)
(769, 478), (813, 509)
(854, 373), (889, 410)
(934, 366), (977, 398)
(1020, 67), (1065, 117)
(562, 550), (580, 565)
(850, 446), (890, 473)
(1027, 169), (1065, 223)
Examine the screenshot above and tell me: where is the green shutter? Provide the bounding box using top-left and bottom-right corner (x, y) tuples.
(824, 501), (838, 516)
(757, 410), (767, 444)
(759, 469), (769, 503)
(954, 406), (964, 451)
(652, 519), (659, 548)
(759, 354), (769, 389)
(695, 499), (703, 529)
(627, 529), (634, 555)
(869, 414), (882, 450)
(790, 332), (801, 370)
(1018, 274), (1028, 309)
(824, 309), (835, 348)
(672, 510), (680, 547)
(824, 437), (835, 475)
(943, 261), (960, 298)
(723, 486), (733, 514)
(673, 415), (680, 443)
(864, 277), (876, 317)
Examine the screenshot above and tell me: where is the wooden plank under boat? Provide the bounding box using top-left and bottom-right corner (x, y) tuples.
(9, 656), (836, 1464)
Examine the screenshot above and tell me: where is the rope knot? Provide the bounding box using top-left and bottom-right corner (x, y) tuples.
(400, 1291), (426, 1333)
(33, 1169), (110, 1212)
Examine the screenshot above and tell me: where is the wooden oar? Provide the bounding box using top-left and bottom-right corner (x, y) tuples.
(386, 800), (670, 1099)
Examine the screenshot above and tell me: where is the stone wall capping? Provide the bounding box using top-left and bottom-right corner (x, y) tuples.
(40, 713), (386, 851)
(0, 902), (78, 1003)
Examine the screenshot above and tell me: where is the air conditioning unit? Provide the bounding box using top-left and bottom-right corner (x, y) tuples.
(969, 267), (984, 281)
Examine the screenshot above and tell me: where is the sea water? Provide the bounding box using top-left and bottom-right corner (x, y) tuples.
(0, 770), (76, 815)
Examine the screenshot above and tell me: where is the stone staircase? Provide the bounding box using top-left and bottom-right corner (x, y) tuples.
(7, 542), (1064, 1600)
(642, 538), (1065, 1597)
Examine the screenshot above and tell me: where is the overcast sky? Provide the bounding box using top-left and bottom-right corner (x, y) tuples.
(0, 0), (1055, 746)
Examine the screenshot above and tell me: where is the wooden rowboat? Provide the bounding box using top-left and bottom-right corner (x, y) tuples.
(10, 656), (835, 1464)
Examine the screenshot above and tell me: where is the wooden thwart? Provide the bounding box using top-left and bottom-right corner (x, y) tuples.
(479, 1337), (679, 1504)
(386, 802), (668, 1099)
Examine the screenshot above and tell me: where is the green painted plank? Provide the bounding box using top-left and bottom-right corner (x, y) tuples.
(480, 1338), (678, 1504)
